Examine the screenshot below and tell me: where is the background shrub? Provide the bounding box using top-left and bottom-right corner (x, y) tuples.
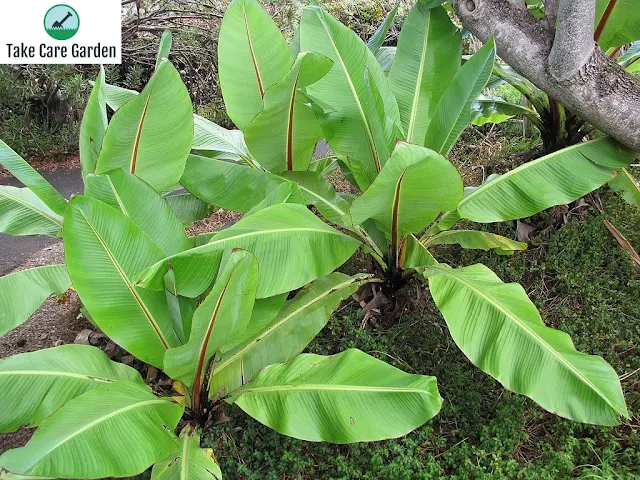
(0, 0), (404, 158)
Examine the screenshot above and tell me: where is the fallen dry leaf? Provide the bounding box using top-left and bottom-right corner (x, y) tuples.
(603, 219), (640, 270)
(516, 221), (536, 242)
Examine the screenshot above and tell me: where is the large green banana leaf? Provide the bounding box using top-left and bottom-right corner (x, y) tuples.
(209, 273), (368, 398)
(609, 167), (640, 208)
(0, 140), (67, 216)
(95, 60), (193, 192)
(424, 38), (495, 155)
(164, 193), (215, 226)
(218, 0), (293, 129)
(79, 67), (107, 177)
(165, 289), (197, 344)
(425, 230), (527, 254)
(618, 41), (640, 72)
(102, 86), (248, 163)
(0, 381), (183, 479)
(164, 250), (258, 389)
(155, 30), (173, 68)
(279, 171), (351, 226)
(84, 169), (190, 256)
(244, 52), (333, 173)
(244, 182), (306, 217)
(0, 470), (54, 479)
(151, 428), (222, 480)
(399, 234), (438, 272)
(595, 0), (640, 49)
(192, 115), (250, 163)
(0, 345), (142, 432)
(458, 138), (636, 223)
(104, 83), (138, 111)
(376, 46), (397, 73)
(471, 95), (536, 127)
(350, 142), (463, 241)
(0, 187), (63, 237)
(366, 1), (399, 55)
(180, 155), (287, 213)
(388, 3), (460, 144)
(137, 203), (361, 299)
(0, 265), (70, 337)
(301, 5), (401, 190)
(230, 349), (442, 443)
(427, 263), (628, 425)
(64, 196), (180, 368)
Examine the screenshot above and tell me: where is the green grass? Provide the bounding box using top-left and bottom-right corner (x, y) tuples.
(202, 190), (640, 479)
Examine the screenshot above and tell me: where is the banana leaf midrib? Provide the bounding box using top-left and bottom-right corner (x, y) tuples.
(25, 397), (170, 466)
(315, 9), (381, 172)
(77, 208), (171, 349)
(237, 383), (436, 396)
(406, 12), (431, 143)
(458, 142), (613, 209)
(0, 189), (63, 227)
(0, 370), (114, 382)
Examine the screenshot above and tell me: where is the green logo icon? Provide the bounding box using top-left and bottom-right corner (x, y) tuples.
(44, 4), (80, 41)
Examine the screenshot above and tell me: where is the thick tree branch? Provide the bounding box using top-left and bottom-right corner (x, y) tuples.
(453, 0), (640, 151)
(544, 0), (557, 30)
(548, 0), (595, 80)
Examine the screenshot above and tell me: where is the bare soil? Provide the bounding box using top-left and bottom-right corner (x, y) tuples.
(187, 208), (242, 236)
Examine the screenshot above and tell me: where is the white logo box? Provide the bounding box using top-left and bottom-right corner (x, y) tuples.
(0, 0), (121, 64)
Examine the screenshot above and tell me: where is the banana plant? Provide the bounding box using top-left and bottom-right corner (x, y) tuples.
(0, 4), (635, 479)
(0, 163), (442, 478)
(0, 37), (444, 477)
(169, 0), (633, 429)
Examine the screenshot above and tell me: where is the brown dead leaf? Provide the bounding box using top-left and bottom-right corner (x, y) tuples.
(603, 219), (640, 270)
(146, 366), (159, 383)
(360, 286), (389, 329)
(553, 205), (570, 224)
(516, 221), (536, 242)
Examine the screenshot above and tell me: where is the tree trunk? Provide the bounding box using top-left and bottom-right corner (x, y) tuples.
(452, 0), (640, 152)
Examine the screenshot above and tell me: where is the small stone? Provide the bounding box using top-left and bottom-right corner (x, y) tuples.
(122, 355), (135, 366)
(89, 331), (106, 345)
(104, 341), (119, 358)
(74, 329), (93, 345)
(54, 340), (64, 347)
(39, 333), (49, 341)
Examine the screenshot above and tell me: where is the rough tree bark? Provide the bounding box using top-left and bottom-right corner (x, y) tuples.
(452, 0), (640, 151)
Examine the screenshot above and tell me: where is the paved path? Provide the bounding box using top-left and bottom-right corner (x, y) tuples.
(0, 168), (84, 275)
